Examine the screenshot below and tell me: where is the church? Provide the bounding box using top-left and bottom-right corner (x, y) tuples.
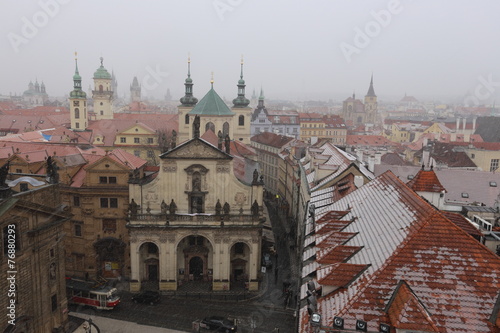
(127, 59), (265, 292)
(341, 76), (378, 127)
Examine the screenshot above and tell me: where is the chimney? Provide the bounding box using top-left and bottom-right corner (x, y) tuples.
(374, 152), (382, 165)
(422, 147), (430, 168)
(368, 155), (375, 172)
(357, 150), (364, 163)
(473, 117), (477, 132)
(456, 117), (460, 132)
(462, 117), (466, 131)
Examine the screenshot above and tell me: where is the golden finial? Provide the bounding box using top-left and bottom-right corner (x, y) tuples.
(210, 72), (214, 87)
(241, 54), (244, 65)
(74, 51), (77, 60)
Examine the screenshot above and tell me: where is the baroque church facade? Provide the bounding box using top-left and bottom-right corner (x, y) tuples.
(127, 60), (265, 292)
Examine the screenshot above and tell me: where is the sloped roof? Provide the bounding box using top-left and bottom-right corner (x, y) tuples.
(442, 211), (483, 239)
(301, 171), (500, 332)
(406, 168), (447, 193)
(188, 88), (234, 116)
(250, 131), (294, 148)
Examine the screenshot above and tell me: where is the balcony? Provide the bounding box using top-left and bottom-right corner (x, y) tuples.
(127, 213), (263, 227)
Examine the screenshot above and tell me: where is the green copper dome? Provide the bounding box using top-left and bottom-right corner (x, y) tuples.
(188, 87), (234, 116)
(93, 57), (111, 80)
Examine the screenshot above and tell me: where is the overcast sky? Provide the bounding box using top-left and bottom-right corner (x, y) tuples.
(1, 1), (499, 104)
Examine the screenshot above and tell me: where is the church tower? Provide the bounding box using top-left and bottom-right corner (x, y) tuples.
(178, 56), (198, 143)
(364, 75), (377, 124)
(231, 57), (252, 144)
(130, 76), (141, 103)
(69, 53), (88, 131)
(92, 57), (113, 120)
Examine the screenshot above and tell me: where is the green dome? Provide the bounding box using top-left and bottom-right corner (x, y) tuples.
(73, 72), (82, 81)
(93, 57), (111, 79)
(70, 90), (87, 98)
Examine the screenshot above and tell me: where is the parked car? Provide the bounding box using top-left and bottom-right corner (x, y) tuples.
(131, 290), (161, 305)
(200, 316), (237, 332)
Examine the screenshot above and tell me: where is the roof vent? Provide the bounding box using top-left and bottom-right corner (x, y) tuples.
(461, 192), (469, 198)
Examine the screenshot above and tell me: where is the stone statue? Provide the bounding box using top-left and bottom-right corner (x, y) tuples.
(252, 169), (258, 184)
(46, 156), (59, 184)
(215, 199), (222, 215)
(224, 135), (230, 154)
(171, 130), (177, 149)
(217, 131), (223, 150)
(0, 161), (9, 187)
(169, 199), (177, 215)
(161, 200), (168, 214)
(251, 200), (259, 216)
(129, 199), (138, 216)
(193, 115), (200, 138)
(223, 202), (230, 215)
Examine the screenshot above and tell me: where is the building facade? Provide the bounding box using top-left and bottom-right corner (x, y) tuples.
(127, 121), (264, 292)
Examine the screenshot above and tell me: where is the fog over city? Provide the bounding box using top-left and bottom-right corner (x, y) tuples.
(1, 0), (499, 103)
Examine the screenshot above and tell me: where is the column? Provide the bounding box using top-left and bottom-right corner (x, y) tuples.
(129, 239), (141, 292)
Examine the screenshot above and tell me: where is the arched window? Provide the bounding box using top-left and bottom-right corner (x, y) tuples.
(223, 122), (230, 136)
(185, 114), (189, 125)
(205, 122), (215, 133)
(99, 85), (103, 92)
(238, 115), (245, 126)
(74, 108), (80, 119)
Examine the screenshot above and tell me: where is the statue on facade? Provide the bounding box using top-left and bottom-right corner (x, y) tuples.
(252, 169), (259, 184)
(169, 199), (177, 215)
(217, 131), (223, 150)
(171, 130), (177, 149)
(224, 135), (230, 154)
(193, 115), (200, 138)
(161, 200), (168, 214)
(251, 200), (259, 216)
(223, 202), (230, 215)
(46, 156), (59, 184)
(0, 161), (9, 187)
(129, 199), (138, 217)
(215, 199), (222, 215)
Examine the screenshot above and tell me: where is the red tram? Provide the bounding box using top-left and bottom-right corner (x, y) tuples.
(66, 277), (120, 310)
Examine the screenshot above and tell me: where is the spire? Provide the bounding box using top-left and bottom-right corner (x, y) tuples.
(366, 74), (376, 97)
(70, 52), (86, 99)
(258, 87), (265, 108)
(232, 56), (250, 107)
(180, 55), (198, 107)
(211, 71), (214, 89)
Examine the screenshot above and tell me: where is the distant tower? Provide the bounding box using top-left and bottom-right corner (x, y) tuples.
(364, 74), (377, 124)
(165, 88), (172, 102)
(69, 53), (88, 131)
(111, 70), (118, 101)
(232, 57), (252, 144)
(40, 81), (46, 94)
(130, 76), (141, 103)
(92, 57), (113, 120)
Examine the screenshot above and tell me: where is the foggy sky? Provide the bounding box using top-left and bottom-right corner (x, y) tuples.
(1, 0), (499, 104)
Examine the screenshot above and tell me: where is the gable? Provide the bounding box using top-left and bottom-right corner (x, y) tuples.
(160, 138), (232, 160)
(85, 155), (130, 172)
(119, 123), (156, 135)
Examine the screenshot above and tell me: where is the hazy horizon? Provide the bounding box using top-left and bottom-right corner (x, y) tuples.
(1, 1), (500, 105)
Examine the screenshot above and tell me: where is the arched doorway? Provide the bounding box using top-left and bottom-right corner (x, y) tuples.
(94, 237), (126, 279)
(230, 242), (250, 288)
(177, 235), (213, 283)
(139, 242), (160, 286)
(189, 256), (204, 280)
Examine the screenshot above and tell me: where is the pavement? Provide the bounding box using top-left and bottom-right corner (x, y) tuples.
(70, 313), (187, 332)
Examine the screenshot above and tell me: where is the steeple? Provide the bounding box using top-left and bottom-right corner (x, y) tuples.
(366, 74), (376, 97)
(232, 56), (250, 108)
(70, 53), (86, 98)
(180, 56), (198, 107)
(258, 87), (265, 109)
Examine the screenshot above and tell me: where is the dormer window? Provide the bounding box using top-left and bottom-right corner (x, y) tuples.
(490, 181), (497, 187)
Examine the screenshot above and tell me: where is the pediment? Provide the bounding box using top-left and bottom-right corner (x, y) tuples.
(160, 138), (231, 160)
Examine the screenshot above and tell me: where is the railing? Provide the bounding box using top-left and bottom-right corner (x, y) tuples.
(128, 213), (263, 226)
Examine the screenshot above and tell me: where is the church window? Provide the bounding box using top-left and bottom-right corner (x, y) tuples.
(239, 115), (245, 126)
(223, 122), (230, 136)
(205, 122), (215, 133)
(185, 114), (189, 124)
(99, 85), (103, 92)
(75, 122), (80, 129)
(74, 108), (80, 119)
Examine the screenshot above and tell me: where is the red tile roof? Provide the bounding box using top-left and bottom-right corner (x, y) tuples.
(346, 135), (399, 147)
(250, 131), (294, 148)
(406, 168), (447, 193)
(442, 211), (482, 239)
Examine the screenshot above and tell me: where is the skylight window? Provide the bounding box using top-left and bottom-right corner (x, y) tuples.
(461, 192), (469, 198)
(490, 181), (497, 187)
